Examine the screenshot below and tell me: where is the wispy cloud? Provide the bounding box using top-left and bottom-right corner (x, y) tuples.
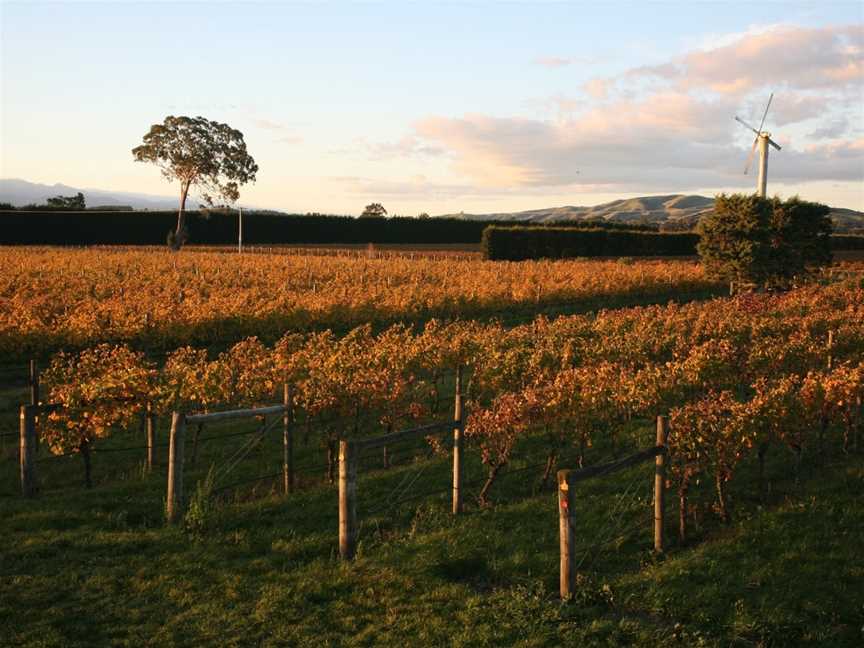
(533, 55), (597, 68)
(252, 118), (286, 131)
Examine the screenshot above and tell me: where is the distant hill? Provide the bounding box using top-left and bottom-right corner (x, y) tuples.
(438, 194), (864, 231)
(0, 178), (184, 210)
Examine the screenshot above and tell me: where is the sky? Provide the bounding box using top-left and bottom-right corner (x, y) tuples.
(1, 0), (862, 215)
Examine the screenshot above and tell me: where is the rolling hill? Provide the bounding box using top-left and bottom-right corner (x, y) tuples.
(439, 194), (864, 231)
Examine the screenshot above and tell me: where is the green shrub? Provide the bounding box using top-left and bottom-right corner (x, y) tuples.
(697, 194), (832, 288)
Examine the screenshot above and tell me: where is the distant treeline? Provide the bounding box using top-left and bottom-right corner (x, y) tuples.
(481, 225), (864, 260)
(0, 209), (659, 246)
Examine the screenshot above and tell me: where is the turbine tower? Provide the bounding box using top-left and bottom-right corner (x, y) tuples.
(735, 93), (782, 197)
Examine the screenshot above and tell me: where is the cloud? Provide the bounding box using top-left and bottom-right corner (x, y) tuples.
(394, 23), (863, 193)
(277, 135), (303, 144)
(364, 135), (446, 160)
(534, 56), (573, 68)
(582, 78), (612, 100)
(807, 119), (851, 140)
(331, 175), (500, 200)
(630, 24), (863, 96)
(252, 118), (286, 131)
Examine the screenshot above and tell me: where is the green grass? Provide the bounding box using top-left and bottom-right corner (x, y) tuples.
(1, 421), (862, 647)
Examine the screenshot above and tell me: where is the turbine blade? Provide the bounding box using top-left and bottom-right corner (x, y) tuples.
(735, 116), (760, 136)
(767, 137), (782, 151)
(744, 136), (758, 174)
(757, 92), (774, 133)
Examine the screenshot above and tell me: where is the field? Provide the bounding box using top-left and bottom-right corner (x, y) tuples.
(0, 247), (723, 360)
(1, 247), (863, 647)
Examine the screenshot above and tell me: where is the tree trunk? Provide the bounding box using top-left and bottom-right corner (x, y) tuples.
(577, 436), (586, 469)
(80, 439), (92, 489)
(326, 438), (337, 485)
(715, 471), (729, 524)
(792, 444), (803, 487)
(678, 475), (689, 543)
(478, 463), (502, 506)
(757, 442), (769, 504)
(176, 181), (189, 241)
(540, 453), (556, 490)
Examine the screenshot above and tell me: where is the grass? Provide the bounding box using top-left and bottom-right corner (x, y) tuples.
(1, 415), (862, 647)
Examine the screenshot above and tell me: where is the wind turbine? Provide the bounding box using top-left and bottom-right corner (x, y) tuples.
(735, 93), (782, 197)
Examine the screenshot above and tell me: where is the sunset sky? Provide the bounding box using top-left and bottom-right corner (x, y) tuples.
(1, 1), (862, 214)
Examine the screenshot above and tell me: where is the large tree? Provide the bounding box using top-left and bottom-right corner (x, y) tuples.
(360, 203), (387, 218)
(132, 116), (258, 248)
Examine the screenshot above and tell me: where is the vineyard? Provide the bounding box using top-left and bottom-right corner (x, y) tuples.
(0, 247), (723, 359)
(1, 251), (863, 646)
(6, 278), (863, 522)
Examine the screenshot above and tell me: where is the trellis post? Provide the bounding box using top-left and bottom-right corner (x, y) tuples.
(654, 415), (668, 553)
(557, 469), (577, 599)
(19, 405), (37, 498)
(338, 439), (358, 560)
(166, 412), (186, 523)
(452, 364), (464, 515)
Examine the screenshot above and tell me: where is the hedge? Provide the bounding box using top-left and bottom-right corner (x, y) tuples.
(829, 234), (864, 251)
(0, 210), (658, 246)
(481, 226), (699, 260)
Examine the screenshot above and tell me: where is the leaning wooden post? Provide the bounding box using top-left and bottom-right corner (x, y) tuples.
(338, 439), (358, 560)
(557, 469), (576, 599)
(654, 415), (668, 553)
(145, 401), (156, 473)
(283, 384), (294, 495)
(452, 364), (464, 515)
(166, 412), (186, 524)
(19, 405), (37, 498)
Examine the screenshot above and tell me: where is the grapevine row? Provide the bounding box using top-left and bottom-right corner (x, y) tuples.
(0, 247), (722, 359)
(38, 282), (863, 534)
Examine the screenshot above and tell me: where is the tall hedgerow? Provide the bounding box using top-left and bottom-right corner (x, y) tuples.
(697, 194), (832, 288)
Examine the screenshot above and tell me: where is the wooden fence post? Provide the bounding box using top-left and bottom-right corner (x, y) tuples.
(145, 401), (156, 473)
(283, 384), (294, 495)
(557, 469), (576, 599)
(827, 329), (834, 370)
(19, 405), (36, 498)
(166, 412), (186, 523)
(338, 439), (358, 560)
(654, 415), (668, 553)
(452, 364), (464, 515)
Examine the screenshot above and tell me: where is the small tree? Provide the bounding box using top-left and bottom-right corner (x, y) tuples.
(697, 194), (832, 289)
(132, 115), (258, 248)
(360, 203), (387, 218)
(46, 192), (86, 209)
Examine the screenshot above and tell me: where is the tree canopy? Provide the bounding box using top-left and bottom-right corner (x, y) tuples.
(46, 192), (86, 209)
(360, 203), (387, 218)
(697, 193), (832, 288)
(132, 115), (257, 247)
